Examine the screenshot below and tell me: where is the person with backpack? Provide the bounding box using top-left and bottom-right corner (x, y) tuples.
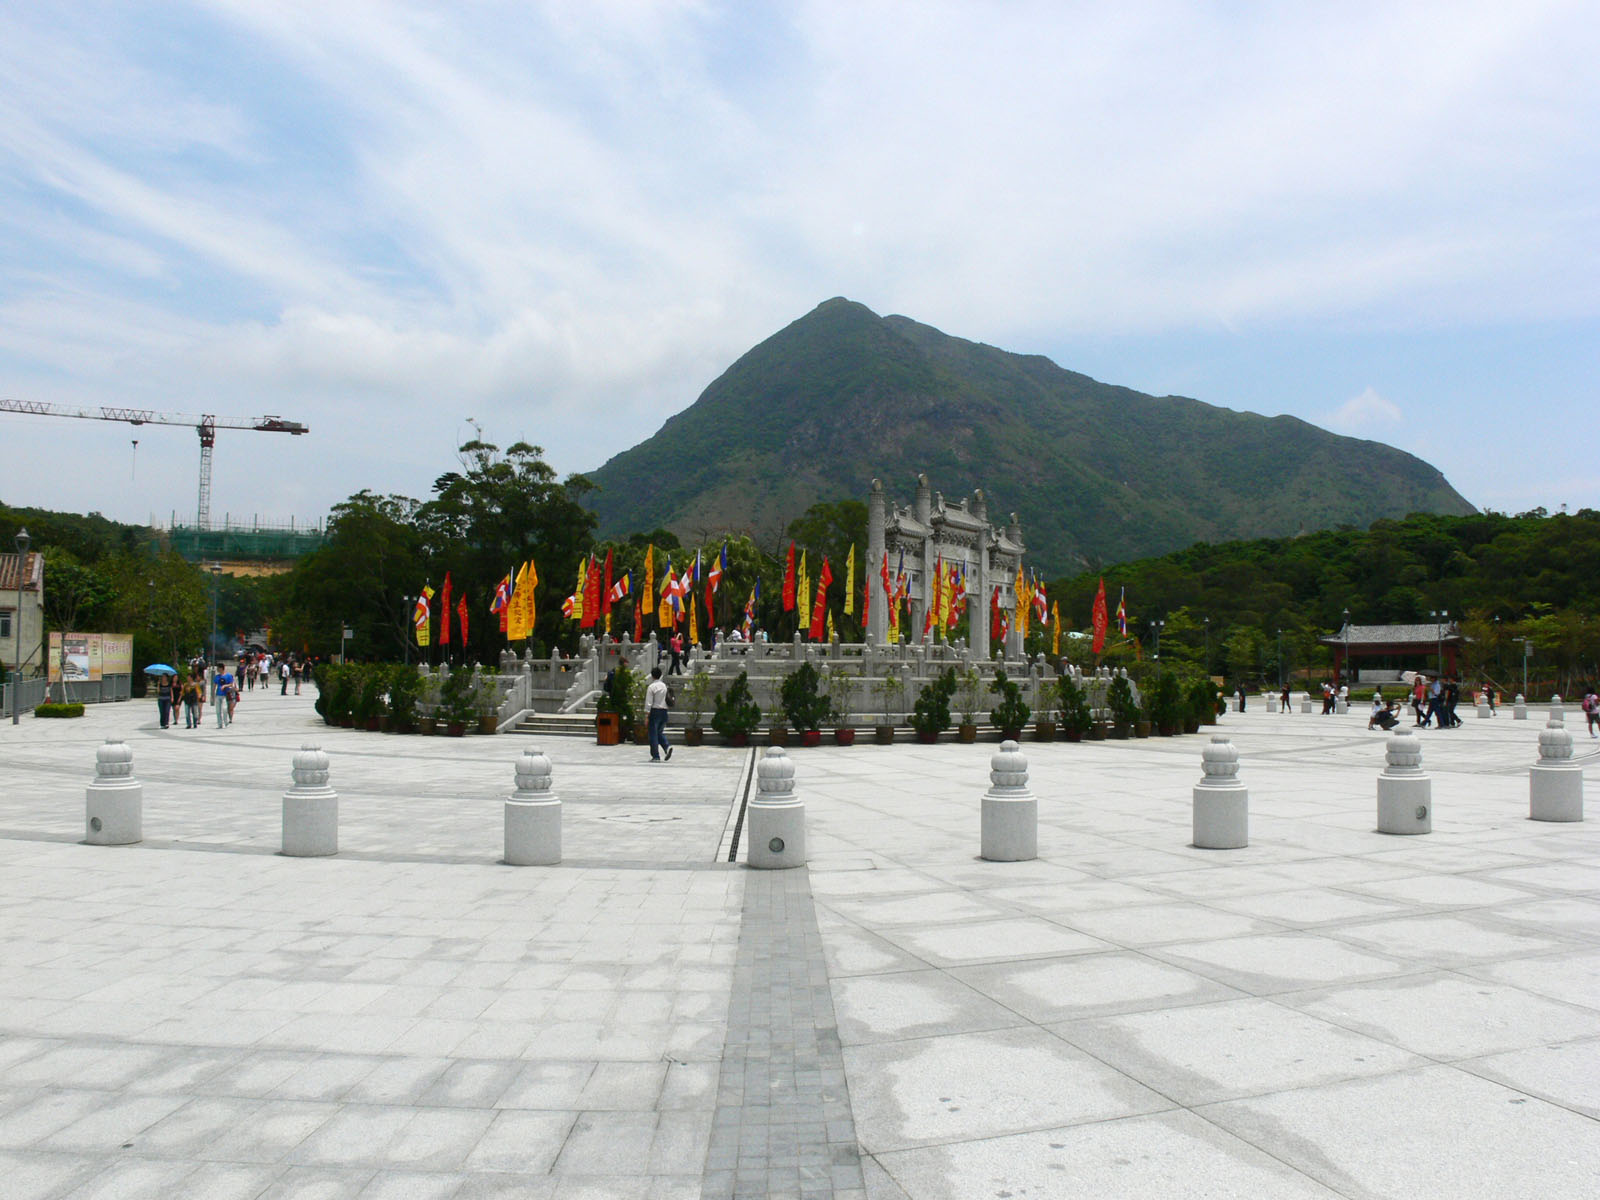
(1582, 686), (1599, 739)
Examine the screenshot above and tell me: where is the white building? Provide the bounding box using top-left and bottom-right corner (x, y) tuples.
(0, 548), (45, 680)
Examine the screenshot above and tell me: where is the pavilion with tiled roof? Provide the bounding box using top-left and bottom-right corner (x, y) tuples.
(1319, 621), (1464, 684)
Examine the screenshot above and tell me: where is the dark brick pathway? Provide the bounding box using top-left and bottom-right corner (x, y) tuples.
(703, 868), (865, 1199)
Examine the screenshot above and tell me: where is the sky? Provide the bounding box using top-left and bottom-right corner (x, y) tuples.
(1, 1), (1596, 533)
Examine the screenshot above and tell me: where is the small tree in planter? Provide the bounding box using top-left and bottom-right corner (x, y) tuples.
(628, 668), (650, 744)
(826, 666), (859, 745)
(1033, 673), (1059, 741)
(1106, 674), (1139, 738)
(682, 667), (715, 746)
(1149, 672), (1185, 736)
(317, 663), (355, 726)
(910, 667), (957, 743)
(595, 661), (633, 745)
(954, 666), (983, 743)
(873, 674), (904, 744)
(475, 671), (503, 734)
(711, 670), (762, 746)
(780, 661), (832, 747)
(387, 666), (423, 733)
(352, 664), (386, 731)
(1057, 673), (1093, 741)
(988, 668), (1031, 740)
(437, 665), (477, 736)
(1187, 677), (1222, 729)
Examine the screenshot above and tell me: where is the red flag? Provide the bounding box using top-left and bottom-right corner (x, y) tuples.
(456, 593), (468, 644)
(581, 557), (601, 628)
(1091, 577), (1108, 655)
(601, 548), (614, 616)
(863, 558), (871, 628)
(808, 557), (833, 641)
(439, 571), (453, 646)
(782, 541), (796, 611)
(633, 598), (643, 642)
(991, 587), (1002, 640)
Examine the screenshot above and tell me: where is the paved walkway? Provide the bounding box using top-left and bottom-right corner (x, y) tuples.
(1, 687), (1597, 1197)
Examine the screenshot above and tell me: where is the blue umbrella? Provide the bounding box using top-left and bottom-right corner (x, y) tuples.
(144, 664), (178, 675)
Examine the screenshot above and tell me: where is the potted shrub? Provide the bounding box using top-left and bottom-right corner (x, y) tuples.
(711, 670), (762, 746)
(353, 665), (386, 732)
(954, 666), (983, 743)
(1106, 675), (1138, 739)
(873, 674), (904, 744)
(1187, 677), (1220, 729)
(437, 665), (476, 736)
(387, 666), (422, 733)
(988, 668), (1031, 741)
(1147, 672), (1183, 736)
(781, 661), (831, 748)
(682, 667), (714, 746)
(595, 661), (632, 745)
(475, 670), (502, 734)
(827, 666), (858, 746)
(910, 667), (957, 743)
(1058, 674), (1093, 742)
(316, 663), (353, 727)
(629, 668), (650, 744)
(1033, 675), (1058, 742)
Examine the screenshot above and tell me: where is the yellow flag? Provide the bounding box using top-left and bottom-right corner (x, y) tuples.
(1052, 601), (1060, 656)
(643, 545), (654, 619)
(826, 607), (835, 641)
(658, 560), (673, 626)
(797, 551), (810, 631)
(689, 588), (699, 644)
(524, 557), (537, 634)
(414, 585), (434, 647)
(844, 544), (855, 616)
(508, 564), (528, 640)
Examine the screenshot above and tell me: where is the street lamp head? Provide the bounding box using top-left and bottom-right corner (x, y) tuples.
(14, 526), (28, 555)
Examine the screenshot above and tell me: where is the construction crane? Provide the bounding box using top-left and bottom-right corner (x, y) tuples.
(0, 399), (309, 530)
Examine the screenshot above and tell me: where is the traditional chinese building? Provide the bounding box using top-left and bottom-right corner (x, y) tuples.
(0, 547), (44, 681)
(1320, 620), (1463, 684)
(866, 475), (1025, 650)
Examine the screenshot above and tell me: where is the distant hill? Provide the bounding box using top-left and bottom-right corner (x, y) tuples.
(584, 298), (1474, 573)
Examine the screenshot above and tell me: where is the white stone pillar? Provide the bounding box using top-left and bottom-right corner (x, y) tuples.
(1476, 701), (1492, 718)
(1267, 694), (1279, 713)
(1335, 698), (1349, 714)
(981, 740), (1036, 861)
(747, 747), (805, 869)
(1513, 694), (1527, 720)
(1300, 695), (1313, 714)
(85, 739), (142, 845)
(505, 747), (562, 864)
(1376, 729), (1431, 835)
(1530, 698), (1583, 822)
(1193, 736), (1247, 849)
(867, 479), (888, 645)
(282, 743), (338, 857)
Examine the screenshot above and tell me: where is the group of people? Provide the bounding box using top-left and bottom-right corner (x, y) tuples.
(153, 650), (318, 729)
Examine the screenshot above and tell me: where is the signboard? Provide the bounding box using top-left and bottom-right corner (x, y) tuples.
(47, 632), (134, 682)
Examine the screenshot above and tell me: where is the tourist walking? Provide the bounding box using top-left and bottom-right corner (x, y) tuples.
(1581, 686), (1598, 738)
(154, 672), (175, 728)
(181, 671), (203, 728)
(1280, 682), (1291, 713)
(646, 667), (673, 763)
(213, 662), (235, 728)
(1235, 682), (1246, 713)
(280, 658), (291, 694)
(668, 631), (685, 676)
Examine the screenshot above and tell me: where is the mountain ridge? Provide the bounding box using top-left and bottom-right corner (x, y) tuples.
(584, 298), (1474, 573)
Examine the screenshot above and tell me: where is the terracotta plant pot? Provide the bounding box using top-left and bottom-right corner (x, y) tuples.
(724, 731), (749, 747)
(1035, 721), (1057, 742)
(1110, 725), (1128, 740)
(364, 717), (381, 732)
(446, 722), (467, 737)
(684, 727), (705, 747)
(419, 717), (437, 736)
(1135, 721), (1152, 738)
(957, 724), (977, 744)
(478, 714), (499, 735)
(915, 729), (939, 744)
(799, 729), (822, 748)
(768, 725), (790, 747)
(833, 727), (856, 746)
(595, 712), (620, 746)
(1088, 723), (1106, 740)
(1000, 728), (1022, 742)
(874, 725), (895, 745)
(338, 716), (354, 728)
(1063, 729), (1082, 742)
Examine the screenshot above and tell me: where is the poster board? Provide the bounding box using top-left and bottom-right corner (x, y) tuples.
(47, 632), (134, 682)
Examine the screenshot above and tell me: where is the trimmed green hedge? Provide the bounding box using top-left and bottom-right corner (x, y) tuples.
(36, 702), (85, 718)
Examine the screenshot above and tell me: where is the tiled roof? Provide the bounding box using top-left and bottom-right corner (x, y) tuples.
(1320, 622), (1462, 646)
(0, 551), (42, 593)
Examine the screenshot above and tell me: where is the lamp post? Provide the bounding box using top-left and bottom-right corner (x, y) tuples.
(1494, 615), (1501, 674)
(11, 527), (28, 726)
(1203, 617), (1210, 675)
(1342, 608), (1350, 686)
(1431, 609), (1446, 676)
(210, 564), (221, 668)
(1150, 619), (1164, 660)
(1277, 627), (1283, 687)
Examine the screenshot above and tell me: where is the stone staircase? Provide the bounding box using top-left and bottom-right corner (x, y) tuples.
(510, 711), (597, 738)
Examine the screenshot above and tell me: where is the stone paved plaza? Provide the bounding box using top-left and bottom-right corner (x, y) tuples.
(2, 686), (1598, 1198)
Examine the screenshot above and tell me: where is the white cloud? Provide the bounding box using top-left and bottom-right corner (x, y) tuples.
(1327, 386), (1404, 433)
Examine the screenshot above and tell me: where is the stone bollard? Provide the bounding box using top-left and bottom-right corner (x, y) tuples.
(1376, 729), (1431, 835)
(282, 744), (338, 857)
(1192, 736), (1248, 849)
(1514, 694), (1527, 720)
(1300, 696), (1313, 714)
(1530, 698), (1583, 822)
(981, 740), (1037, 861)
(505, 747), (561, 865)
(85, 739), (142, 845)
(1477, 701), (1493, 718)
(1335, 698), (1349, 714)
(1267, 694), (1279, 713)
(747, 747), (805, 869)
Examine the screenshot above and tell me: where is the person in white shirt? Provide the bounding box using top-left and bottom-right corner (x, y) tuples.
(645, 667), (673, 762)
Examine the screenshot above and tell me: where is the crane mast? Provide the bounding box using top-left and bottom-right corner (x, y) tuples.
(0, 399), (308, 530)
